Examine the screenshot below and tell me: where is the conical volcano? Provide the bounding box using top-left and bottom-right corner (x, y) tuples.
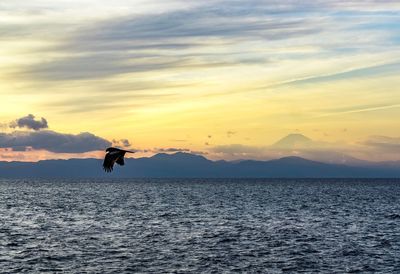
(273, 134), (313, 149)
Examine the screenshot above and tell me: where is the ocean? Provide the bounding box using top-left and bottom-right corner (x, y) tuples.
(0, 178), (399, 273)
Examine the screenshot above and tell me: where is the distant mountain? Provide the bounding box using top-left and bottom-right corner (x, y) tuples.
(0, 152), (399, 178)
(272, 134), (313, 149)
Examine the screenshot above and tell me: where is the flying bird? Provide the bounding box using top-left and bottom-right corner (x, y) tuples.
(103, 147), (134, 173)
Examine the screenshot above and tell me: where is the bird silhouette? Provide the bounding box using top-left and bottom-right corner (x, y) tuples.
(103, 147), (134, 173)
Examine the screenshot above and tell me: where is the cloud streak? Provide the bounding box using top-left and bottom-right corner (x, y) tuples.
(317, 103), (400, 117)
(15, 1), (327, 82)
(281, 62), (400, 87)
(364, 136), (400, 152)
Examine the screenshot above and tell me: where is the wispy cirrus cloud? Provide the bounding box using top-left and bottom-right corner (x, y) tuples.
(316, 103), (400, 117)
(5, 0), (400, 82)
(18, 9), (321, 82)
(280, 62), (400, 87)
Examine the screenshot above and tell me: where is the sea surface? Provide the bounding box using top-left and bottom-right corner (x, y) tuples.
(0, 179), (400, 273)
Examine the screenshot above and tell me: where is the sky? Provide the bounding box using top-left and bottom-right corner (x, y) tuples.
(0, 0), (399, 162)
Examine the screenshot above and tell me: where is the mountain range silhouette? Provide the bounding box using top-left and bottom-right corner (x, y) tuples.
(1, 152), (399, 178)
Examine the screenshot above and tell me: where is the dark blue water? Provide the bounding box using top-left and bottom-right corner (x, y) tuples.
(0, 179), (400, 273)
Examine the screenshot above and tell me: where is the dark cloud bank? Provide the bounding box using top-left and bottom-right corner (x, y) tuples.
(0, 130), (111, 153)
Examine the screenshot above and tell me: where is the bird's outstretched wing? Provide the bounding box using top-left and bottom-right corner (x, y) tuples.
(116, 156), (125, 166)
(103, 152), (116, 172)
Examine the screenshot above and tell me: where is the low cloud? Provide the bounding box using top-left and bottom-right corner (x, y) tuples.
(10, 114), (48, 131)
(226, 131), (236, 138)
(208, 134), (367, 163)
(0, 147), (104, 162)
(211, 144), (264, 158)
(113, 138), (131, 148)
(120, 139), (131, 147)
(0, 123), (8, 131)
(157, 148), (191, 153)
(210, 142), (352, 162)
(147, 147), (207, 155)
(0, 130), (111, 153)
(363, 136), (400, 152)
